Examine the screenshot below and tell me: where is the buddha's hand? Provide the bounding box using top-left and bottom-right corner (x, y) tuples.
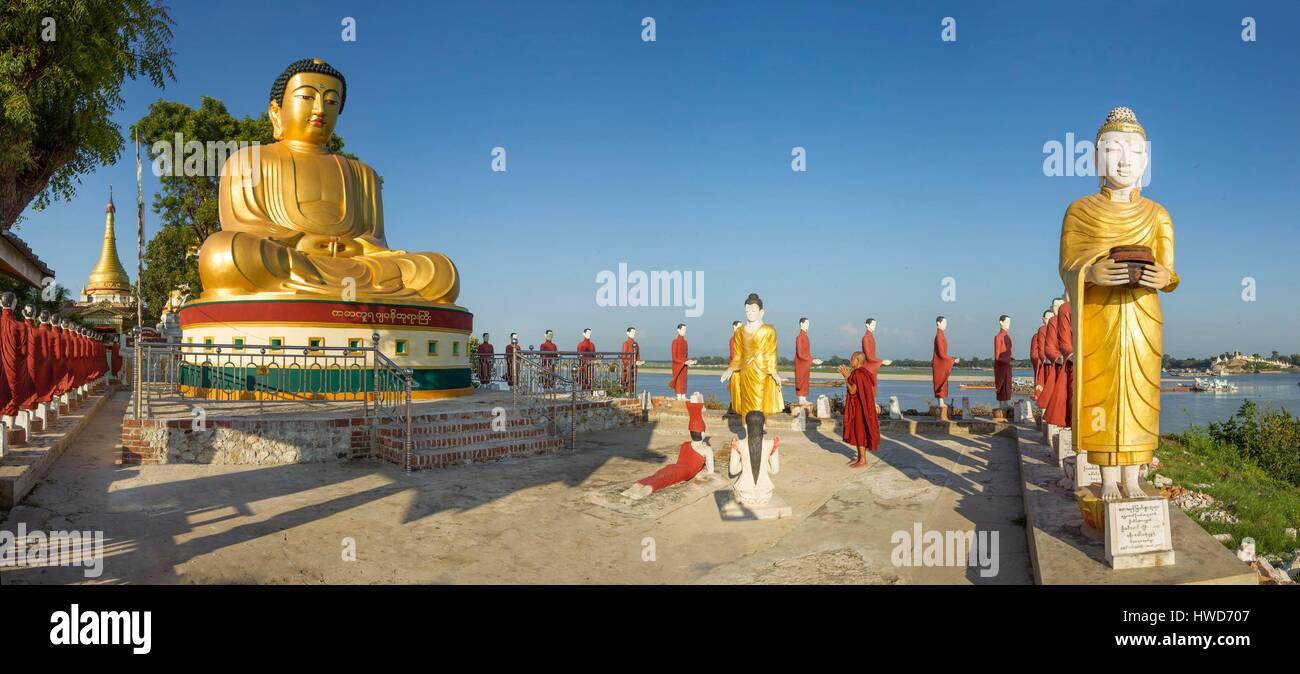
(296, 233), (364, 258)
(1086, 260), (1132, 286)
(771, 372), (783, 386)
(1138, 262), (1172, 289)
(720, 369), (733, 383)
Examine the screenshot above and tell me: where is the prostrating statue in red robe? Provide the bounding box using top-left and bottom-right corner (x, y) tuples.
(576, 328), (596, 390)
(793, 318), (822, 404)
(668, 324), (697, 399)
(993, 315), (1014, 404)
(504, 333), (519, 387)
(1034, 311), (1054, 408)
(622, 396), (714, 500)
(1055, 300), (1076, 429)
(838, 351), (880, 468)
(619, 327), (643, 393)
(538, 330), (558, 388)
(931, 316), (959, 409)
(475, 332), (494, 385)
(1042, 299), (1067, 428)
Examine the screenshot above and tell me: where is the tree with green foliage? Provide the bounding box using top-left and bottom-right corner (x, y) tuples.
(0, 274), (78, 323)
(0, 0), (174, 231)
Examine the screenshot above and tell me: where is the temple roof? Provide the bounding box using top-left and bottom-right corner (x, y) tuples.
(0, 228), (55, 287)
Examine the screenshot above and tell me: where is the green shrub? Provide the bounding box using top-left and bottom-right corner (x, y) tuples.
(1207, 401), (1300, 487)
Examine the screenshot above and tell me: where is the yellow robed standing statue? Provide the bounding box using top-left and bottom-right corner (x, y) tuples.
(721, 293), (785, 418)
(1061, 107), (1178, 503)
(179, 58), (473, 398)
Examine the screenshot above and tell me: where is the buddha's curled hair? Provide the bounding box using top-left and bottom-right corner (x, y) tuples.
(744, 293), (763, 310)
(270, 58), (348, 114)
(745, 411), (766, 485)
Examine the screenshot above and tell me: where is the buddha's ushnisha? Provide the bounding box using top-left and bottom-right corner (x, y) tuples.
(198, 58), (460, 304)
(1060, 106), (1178, 501)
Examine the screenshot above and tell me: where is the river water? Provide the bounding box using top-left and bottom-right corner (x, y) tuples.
(632, 370), (1300, 433)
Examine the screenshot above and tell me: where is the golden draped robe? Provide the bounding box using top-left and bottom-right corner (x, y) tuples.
(198, 142), (460, 304)
(1060, 188), (1178, 466)
(729, 323), (785, 416)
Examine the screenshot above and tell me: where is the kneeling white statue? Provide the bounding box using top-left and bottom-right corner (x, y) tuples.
(729, 411), (781, 506)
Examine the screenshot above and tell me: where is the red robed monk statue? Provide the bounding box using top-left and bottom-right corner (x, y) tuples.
(619, 327), (643, 393)
(668, 323), (697, 400)
(931, 316), (959, 411)
(993, 315), (1014, 405)
(475, 332), (494, 385)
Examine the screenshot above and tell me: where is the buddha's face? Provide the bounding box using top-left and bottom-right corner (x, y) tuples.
(799, 320), (808, 331)
(744, 303), (762, 323)
(627, 329), (636, 339)
(678, 325), (686, 336)
(1096, 130), (1147, 190)
(866, 320), (876, 333)
(937, 318), (947, 331)
(271, 72), (343, 144)
(544, 332), (553, 341)
(1000, 317), (1010, 330)
(1042, 312), (1052, 325)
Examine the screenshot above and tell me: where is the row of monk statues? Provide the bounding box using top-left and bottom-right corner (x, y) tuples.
(0, 292), (122, 446)
(175, 58), (1175, 533)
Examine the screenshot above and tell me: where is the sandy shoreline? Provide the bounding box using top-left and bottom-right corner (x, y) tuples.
(637, 366), (991, 382)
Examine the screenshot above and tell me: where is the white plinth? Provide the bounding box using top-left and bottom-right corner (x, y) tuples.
(718, 493), (792, 521)
(1105, 496), (1176, 569)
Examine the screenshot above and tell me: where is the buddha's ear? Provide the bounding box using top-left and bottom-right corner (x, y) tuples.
(269, 101), (283, 140)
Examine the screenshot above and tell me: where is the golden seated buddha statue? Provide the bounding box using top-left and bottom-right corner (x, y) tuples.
(198, 58), (460, 305)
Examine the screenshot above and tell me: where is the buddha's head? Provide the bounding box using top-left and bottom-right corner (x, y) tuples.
(865, 317), (876, 333)
(626, 327), (636, 340)
(1052, 297), (1065, 314)
(0, 292), (14, 311)
(677, 323), (686, 336)
(269, 58), (347, 145)
(38, 309), (50, 324)
(936, 315), (947, 331)
(1042, 309), (1053, 325)
(510, 332), (518, 344)
(22, 304), (33, 320)
(583, 328), (592, 340)
(1095, 107), (1147, 191)
(743, 293), (764, 324)
(544, 330), (553, 342)
(799, 317), (809, 332)
(732, 320), (742, 332)
(999, 314), (1010, 331)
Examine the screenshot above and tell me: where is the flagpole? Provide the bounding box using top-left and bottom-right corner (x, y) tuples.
(134, 128), (144, 420)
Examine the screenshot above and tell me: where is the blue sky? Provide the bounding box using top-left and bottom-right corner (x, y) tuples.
(16, 0), (1300, 359)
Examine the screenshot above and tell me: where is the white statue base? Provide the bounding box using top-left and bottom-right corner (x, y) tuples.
(1063, 448), (1101, 490)
(1104, 492), (1176, 570)
(815, 394), (831, 419)
(718, 493), (793, 521)
(1052, 428), (1075, 468)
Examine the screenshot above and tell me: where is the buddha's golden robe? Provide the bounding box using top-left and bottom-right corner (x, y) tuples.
(198, 142), (460, 304)
(1060, 189), (1178, 466)
(729, 323), (785, 416)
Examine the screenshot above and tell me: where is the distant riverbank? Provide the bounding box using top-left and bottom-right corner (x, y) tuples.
(637, 366), (999, 382)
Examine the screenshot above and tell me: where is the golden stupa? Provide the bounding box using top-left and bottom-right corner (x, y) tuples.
(73, 189), (134, 333)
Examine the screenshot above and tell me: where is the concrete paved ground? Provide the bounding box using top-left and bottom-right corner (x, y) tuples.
(1, 389), (1030, 584)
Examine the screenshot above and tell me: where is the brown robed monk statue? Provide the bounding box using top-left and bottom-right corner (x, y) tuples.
(197, 58), (460, 305)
